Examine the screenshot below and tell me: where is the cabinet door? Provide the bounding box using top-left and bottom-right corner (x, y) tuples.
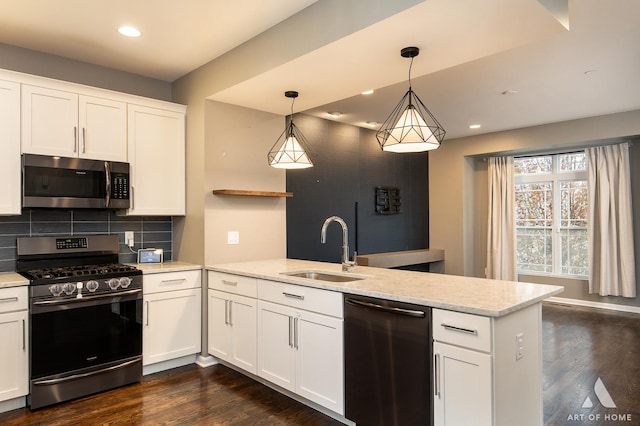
(257, 300), (296, 392)
(22, 85), (79, 157)
(0, 311), (28, 402)
(434, 342), (492, 426)
(78, 95), (127, 162)
(143, 288), (201, 366)
(127, 104), (185, 216)
(229, 294), (257, 375)
(297, 310), (344, 415)
(208, 289), (232, 361)
(0, 80), (21, 215)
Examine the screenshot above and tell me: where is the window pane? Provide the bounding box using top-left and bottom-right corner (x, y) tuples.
(560, 180), (588, 227)
(515, 182), (553, 227)
(516, 228), (552, 273)
(558, 152), (586, 172)
(514, 156), (552, 175)
(561, 228), (588, 276)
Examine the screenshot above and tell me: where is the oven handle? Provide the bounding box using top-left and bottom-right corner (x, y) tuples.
(32, 288), (141, 306)
(32, 357), (140, 386)
(105, 161), (111, 208)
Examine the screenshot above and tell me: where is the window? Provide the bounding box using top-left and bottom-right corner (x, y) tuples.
(514, 152), (588, 277)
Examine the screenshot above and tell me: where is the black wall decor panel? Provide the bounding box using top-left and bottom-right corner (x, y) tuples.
(286, 114), (428, 264)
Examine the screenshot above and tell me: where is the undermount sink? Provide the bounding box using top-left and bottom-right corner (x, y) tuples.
(281, 270), (367, 282)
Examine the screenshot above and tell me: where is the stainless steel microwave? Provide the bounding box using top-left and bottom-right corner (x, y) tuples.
(22, 154), (130, 209)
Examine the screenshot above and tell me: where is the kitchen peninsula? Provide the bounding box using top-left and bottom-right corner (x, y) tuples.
(206, 258), (563, 426)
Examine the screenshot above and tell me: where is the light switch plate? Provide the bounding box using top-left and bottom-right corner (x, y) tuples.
(227, 231), (240, 245)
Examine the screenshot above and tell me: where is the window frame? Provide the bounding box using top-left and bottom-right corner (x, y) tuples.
(514, 153), (588, 278)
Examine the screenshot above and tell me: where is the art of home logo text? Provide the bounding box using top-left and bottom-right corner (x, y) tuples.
(566, 377), (633, 423)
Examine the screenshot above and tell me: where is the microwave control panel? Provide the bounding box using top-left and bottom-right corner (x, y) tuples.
(111, 174), (129, 200)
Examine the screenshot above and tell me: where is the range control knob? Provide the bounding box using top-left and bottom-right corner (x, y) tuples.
(108, 278), (120, 290)
(86, 280), (99, 292)
(49, 284), (63, 297)
(62, 283), (76, 295)
(119, 277), (132, 288)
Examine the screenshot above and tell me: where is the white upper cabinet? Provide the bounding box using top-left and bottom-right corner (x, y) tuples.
(0, 79), (21, 215)
(125, 104), (186, 216)
(21, 85), (127, 162)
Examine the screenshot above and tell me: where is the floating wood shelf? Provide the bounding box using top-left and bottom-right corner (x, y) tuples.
(212, 189), (293, 198)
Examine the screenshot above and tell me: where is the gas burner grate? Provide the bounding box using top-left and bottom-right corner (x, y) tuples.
(25, 263), (139, 280)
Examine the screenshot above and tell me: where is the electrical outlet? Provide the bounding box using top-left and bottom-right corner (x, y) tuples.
(125, 231), (134, 247)
(516, 332), (524, 360)
(227, 231), (240, 245)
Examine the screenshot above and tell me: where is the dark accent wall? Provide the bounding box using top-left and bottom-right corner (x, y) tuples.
(0, 210), (172, 272)
(286, 114), (429, 263)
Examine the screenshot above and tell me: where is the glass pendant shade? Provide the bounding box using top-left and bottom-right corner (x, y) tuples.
(376, 47), (445, 153)
(268, 120), (314, 169)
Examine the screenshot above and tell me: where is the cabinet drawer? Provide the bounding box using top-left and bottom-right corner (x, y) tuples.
(208, 271), (257, 298)
(433, 308), (492, 353)
(0, 286), (28, 313)
(143, 270), (201, 294)
(258, 280), (343, 318)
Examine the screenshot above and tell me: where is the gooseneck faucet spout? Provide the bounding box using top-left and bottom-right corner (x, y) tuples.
(321, 215), (357, 272)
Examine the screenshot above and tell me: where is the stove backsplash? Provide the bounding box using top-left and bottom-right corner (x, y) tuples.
(0, 210), (172, 272)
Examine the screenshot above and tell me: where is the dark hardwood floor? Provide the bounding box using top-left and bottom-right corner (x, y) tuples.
(0, 303), (638, 425)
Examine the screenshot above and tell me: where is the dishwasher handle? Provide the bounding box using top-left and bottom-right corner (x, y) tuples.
(345, 297), (426, 318)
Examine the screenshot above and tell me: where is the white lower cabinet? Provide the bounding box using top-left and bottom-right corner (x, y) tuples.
(143, 270), (202, 366)
(208, 289), (257, 374)
(0, 286), (28, 403)
(433, 305), (542, 426)
(257, 280), (344, 415)
(433, 341), (492, 426)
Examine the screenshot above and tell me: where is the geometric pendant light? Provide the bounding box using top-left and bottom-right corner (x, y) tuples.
(376, 47), (446, 153)
(268, 91), (315, 169)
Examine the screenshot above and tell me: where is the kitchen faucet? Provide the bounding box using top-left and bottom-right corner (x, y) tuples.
(320, 215), (357, 272)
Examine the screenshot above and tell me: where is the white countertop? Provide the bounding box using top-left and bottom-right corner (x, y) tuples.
(0, 272), (29, 289)
(134, 261), (202, 274)
(206, 258), (563, 317)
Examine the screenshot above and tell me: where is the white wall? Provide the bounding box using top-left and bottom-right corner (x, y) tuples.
(203, 101), (287, 265)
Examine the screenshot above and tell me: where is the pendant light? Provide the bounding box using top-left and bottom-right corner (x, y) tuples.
(268, 91), (314, 169)
(376, 47), (446, 153)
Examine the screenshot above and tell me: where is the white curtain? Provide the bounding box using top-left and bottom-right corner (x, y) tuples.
(586, 143), (636, 297)
(486, 156), (517, 280)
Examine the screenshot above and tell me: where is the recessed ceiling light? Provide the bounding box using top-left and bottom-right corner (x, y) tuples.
(365, 121), (378, 127)
(361, 90), (374, 95)
(118, 26), (141, 37)
(501, 89), (518, 95)
(469, 124), (481, 129)
(328, 111), (341, 118)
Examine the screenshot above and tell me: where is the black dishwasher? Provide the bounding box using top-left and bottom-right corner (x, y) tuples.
(344, 295), (432, 426)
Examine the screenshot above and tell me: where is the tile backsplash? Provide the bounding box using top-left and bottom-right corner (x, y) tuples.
(0, 210), (172, 272)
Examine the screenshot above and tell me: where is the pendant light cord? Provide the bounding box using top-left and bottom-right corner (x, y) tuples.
(408, 56), (414, 89)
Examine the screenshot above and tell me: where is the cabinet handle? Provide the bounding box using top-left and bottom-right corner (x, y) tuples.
(288, 316), (294, 347)
(228, 300), (233, 326)
(82, 127), (86, 153)
(145, 301), (150, 326)
(73, 126), (78, 152)
(293, 317), (299, 350)
(0, 297), (18, 303)
(222, 280), (238, 286)
(22, 318), (26, 351)
(441, 323), (478, 336)
(434, 353), (441, 398)
(160, 278), (186, 286)
(283, 292), (304, 301)
(224, 300), (229, 325)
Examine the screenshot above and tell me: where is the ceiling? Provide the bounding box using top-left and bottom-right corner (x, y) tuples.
(1, 0), (638, 140)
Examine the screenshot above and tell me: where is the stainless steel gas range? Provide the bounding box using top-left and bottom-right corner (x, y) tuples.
(16, 234), (143, 410)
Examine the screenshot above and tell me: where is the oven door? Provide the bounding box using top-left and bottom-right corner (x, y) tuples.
(29, 290), (142, 409)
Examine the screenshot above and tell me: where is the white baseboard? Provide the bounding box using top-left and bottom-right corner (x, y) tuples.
(546, 297), (640, 314)
(143, 354), (197, 376)
(195, 355), (218, 368)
